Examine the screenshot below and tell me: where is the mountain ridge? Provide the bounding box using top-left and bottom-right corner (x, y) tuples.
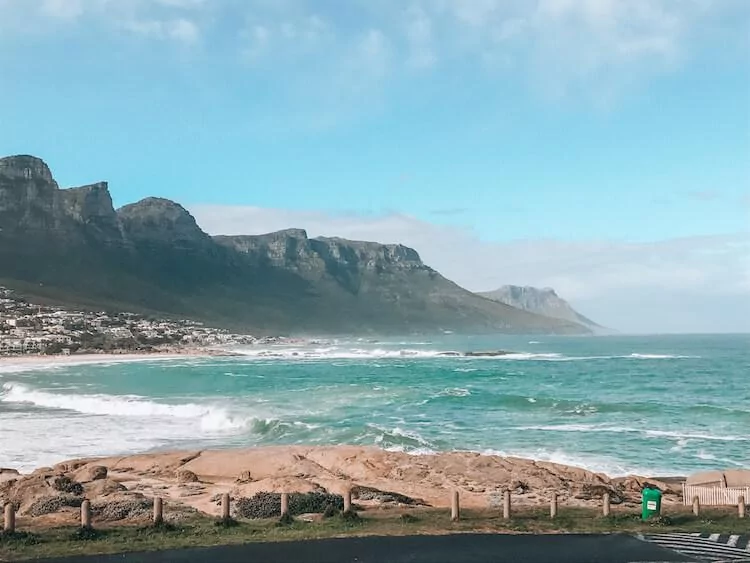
(0, 155), (590, 335)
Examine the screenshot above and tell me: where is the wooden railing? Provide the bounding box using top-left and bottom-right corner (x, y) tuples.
(683, 484), (750, 506)
(2, 488), (748, 534)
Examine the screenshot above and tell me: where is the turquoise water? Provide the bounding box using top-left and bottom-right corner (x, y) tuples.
(1, 334), (748, 476)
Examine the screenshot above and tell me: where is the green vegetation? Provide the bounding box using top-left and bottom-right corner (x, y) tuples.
(1, 506), (746, 561)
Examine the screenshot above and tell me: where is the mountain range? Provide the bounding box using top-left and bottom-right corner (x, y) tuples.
(0, 155), (593, 335)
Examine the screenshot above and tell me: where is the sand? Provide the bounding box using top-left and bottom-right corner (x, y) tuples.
(0, 446), (684, 524)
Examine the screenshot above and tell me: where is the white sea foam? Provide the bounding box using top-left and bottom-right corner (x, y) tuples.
(479, 448), (659, 477)
(518, 423), (747, 442)
(225, 345), (703, 362)
(369, 423), (433, 448)
(670, 438), (690, 452)
(0, 382), (250, 432)
(383, 445), (438, 455)
(0, 355), (186, 376)
(435, 387), (471, 398)
(234, 347), (452, 360)
(695, 450), (746, 467)
(644, 429), (746, 442)
(626, 353), (699, 360)
(234, 347), (574, 361)
(531, 353), (701, 362)
(495, 353), (564, 360)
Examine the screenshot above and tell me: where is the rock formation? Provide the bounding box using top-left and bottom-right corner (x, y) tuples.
(0, 447), (682, 525)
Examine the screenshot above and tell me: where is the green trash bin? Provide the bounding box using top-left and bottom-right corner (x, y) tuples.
(642, 487), (662, 520)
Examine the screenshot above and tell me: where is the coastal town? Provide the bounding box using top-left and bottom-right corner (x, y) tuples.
(0, 286), (262, 356)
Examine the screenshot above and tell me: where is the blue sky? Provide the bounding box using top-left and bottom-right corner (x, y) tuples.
(0, 0), (748, 332)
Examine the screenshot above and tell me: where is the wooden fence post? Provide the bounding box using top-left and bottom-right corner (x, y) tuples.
(281, 492), (289, 517)
(343, 489), (352, 513)
(81, 499), (92, 528)
(221, 493), (230, 521)
(550, 493), (558, 519)
(739, 495), (746, 519)
(602, 492), (611, 517)
(503, 490), (511, 520)
(451, 490), (459, 522)
(692, 496), (700, 516)
(153, 497), (163, 525)
(3, 503), (15, 533)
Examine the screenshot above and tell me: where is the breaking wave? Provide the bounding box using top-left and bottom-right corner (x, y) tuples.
(0, 382), (250, 432)
(369, 423), (436, 453)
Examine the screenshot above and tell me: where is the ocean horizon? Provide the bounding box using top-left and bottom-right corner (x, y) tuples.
(1, 333), (747, 477)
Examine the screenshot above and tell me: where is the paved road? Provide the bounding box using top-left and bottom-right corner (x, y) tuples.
(35, 534), (694, 563)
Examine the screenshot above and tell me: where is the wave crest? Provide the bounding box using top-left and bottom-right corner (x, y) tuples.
(1, 382), (249, 432)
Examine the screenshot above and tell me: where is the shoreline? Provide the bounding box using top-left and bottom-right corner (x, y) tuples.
(0, 443), (684, 482)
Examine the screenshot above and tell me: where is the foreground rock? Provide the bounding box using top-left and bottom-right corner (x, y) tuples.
(0, 446), (683, 523)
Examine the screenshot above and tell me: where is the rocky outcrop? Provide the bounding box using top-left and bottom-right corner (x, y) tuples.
(216, 231), (429, 293)
(59, 182), (129, 246)
(0, 157), (127, 249)
(0, 155), (61, 236)
(0, 155), (590, 335)
(0, 154), (55, 183)
(74, 465), (108, 483)
(0, 447), (682, 521)
(118, 198), (212, 248)
(480, 285), (603, 331)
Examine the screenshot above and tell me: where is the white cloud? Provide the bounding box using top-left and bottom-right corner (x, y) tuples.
(239, 12), (331, 64)
(3, 0), (746, 103)
(167, 18), (199, 43)
(188, 204), (750, 334)
(0, 0), (205, 43)
(40, 0), (85, 20)
(155, 0), (206, 7)
(124, 17), (199, 43)
(405, 6), (436, 69)
(411, 0), (747, 102)
(425, 0), (691, 101)
(356, 28), (392, 80)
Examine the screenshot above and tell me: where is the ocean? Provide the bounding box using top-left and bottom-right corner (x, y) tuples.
(0, 334), (747, 477)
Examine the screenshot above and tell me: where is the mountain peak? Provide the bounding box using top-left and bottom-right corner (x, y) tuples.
(117, 197), (209, 245)
(480, 285), (602, 331)
(0, 155), (54, 183)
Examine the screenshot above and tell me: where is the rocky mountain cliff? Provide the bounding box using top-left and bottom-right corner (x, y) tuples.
(479, 285), (602, 332)
(0, 155), (590, 335)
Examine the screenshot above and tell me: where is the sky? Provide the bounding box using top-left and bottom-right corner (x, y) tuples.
(0, 0), (748, 333)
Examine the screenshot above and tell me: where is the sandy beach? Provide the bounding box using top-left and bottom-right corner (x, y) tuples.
(0, 446), (684, 527)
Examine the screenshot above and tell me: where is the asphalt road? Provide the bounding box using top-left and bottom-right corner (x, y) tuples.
(34, 534), (694, 563)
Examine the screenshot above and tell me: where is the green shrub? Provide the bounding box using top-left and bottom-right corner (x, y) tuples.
(234, 492), (344, 519)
